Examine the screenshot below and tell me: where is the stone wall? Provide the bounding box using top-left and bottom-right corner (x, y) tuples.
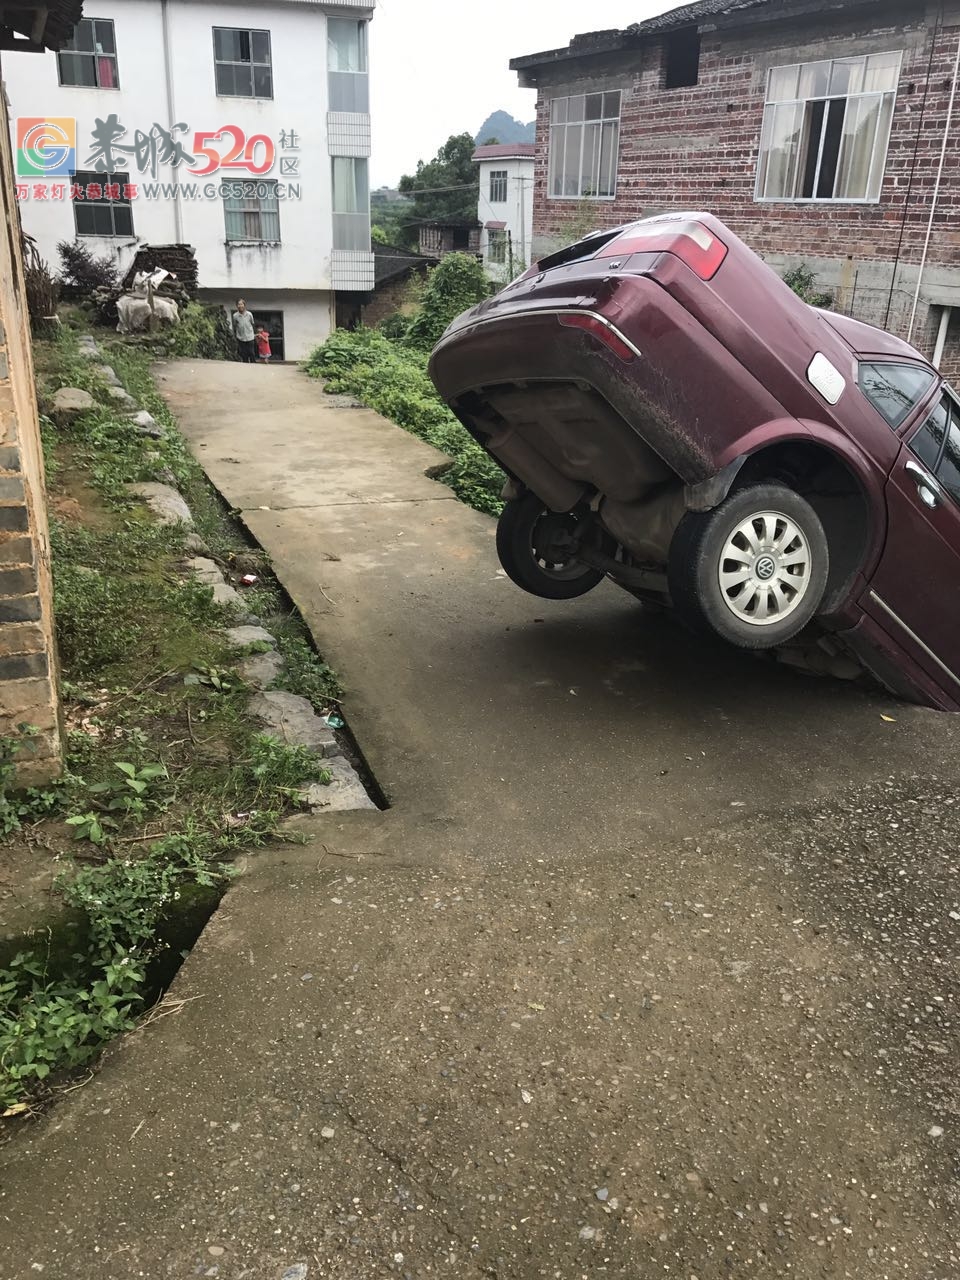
(0, 86), (62, 784)
(527, 2), (960, 376)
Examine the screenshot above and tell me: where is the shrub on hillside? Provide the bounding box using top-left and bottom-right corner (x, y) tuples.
(404, 252), (489, 352)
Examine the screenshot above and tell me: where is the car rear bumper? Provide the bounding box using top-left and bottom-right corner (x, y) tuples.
(429, 276), (787, 493)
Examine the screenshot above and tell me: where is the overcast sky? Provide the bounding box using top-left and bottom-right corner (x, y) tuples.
(368, 0), (675, 186)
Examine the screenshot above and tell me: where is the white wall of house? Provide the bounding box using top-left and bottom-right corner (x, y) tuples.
(476, 153), (534, 282)
(5, 0), (373, 358)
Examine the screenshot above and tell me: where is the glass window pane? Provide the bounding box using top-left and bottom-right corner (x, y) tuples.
(910, 397), (948, 469)
(74, 205), (96, 235)
(767, 64), (799, 102)
(563, 123), (582, 196)
(71, 19), (95, 52)
(253, 65), (273, 98)
(603, 91), (621, 118)
(936, 420), (960, 503)
(867, 95), (895, 200)
(92, 204), (114, 235)
(98, 55), (118, 89)
(237, 30), (251, 62)
(585, 93), (603, 121)
(59, 52), (97, 87)
(829, 56), (864, 97)
(548, 124), (564, 194)
(94, 20), (115, 54)
(865, 52), (901, 93)
(551, 98), (567, 124)
(798, 60), (830, 98)
(581, 122), (601, 195)
(757, 101), (801, 198)
(214, 29), (240, 61)
(835, 94), (878, 199)
(216, 63), (236, 95)
(860, 363), (937, 429)
(251, 31), (271, 64)
(567, 95), (585, 123)
(599, 120), (619, 196)
(113, 205), (133, 236)
(328, 18), (362, 71)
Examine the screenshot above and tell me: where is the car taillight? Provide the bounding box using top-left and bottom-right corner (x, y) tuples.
(558, 313), (635, 362)
(598, 218), (728, 280)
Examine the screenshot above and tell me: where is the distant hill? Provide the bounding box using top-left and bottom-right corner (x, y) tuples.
(475, 111), (536, 145)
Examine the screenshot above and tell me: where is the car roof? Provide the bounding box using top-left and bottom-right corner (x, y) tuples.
(816, 310), (928, 362)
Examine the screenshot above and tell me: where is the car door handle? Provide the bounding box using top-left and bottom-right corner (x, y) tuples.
(905, 460), (940, 508)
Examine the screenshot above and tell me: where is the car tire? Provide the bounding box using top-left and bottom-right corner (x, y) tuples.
(496, 493), (605, 600)
(668, 482), (829, 649)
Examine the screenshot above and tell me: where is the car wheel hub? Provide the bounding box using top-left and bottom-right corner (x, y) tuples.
(530, 512), (589, 581)
(717, 510), (812, 627)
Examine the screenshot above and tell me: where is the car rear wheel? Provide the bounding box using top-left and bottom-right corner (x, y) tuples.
(496, 493), (605, 600)
(668, 482), (829, 649)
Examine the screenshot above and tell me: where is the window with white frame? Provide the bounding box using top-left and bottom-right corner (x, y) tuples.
(488, 229), (507, 264)
(58, 18), (119, 88)
(328, 19), (369, 112)
(548, 91), (620, 199)
(332, 157), (370, 250)
(214, 27), (273, 98)
(489, 170), (508, 203)
(756, 52), (901, 202)
(223, 180), (280, 241)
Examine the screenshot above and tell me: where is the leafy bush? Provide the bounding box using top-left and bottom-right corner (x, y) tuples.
(58, 239), (119, 293)
(404, 253), (489, 352)
(783, 264), (833, 309)
(304, 327), (503, 515)
(167, 302), (236, 360)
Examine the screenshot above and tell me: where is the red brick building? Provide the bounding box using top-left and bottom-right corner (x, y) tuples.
(511, 0), (960, 380)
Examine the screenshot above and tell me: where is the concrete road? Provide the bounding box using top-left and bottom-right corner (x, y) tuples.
(1, 362), (957, 1279)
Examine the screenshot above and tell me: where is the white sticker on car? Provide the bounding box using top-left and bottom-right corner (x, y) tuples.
(807, 352), (845, 405)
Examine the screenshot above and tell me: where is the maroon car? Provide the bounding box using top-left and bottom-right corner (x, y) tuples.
(428, 212), (960, 711)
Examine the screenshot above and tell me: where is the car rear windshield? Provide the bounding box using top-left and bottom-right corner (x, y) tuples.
(858, 362), (937, 430)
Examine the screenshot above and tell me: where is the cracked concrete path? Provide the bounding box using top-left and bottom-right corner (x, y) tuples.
(1, 361), (957, 1279)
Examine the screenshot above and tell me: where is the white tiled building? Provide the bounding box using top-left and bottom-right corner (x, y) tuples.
(473, 143), (534, 284)
(5, 0), (375, 358)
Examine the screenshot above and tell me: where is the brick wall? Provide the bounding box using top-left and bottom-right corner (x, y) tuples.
(0, 86), (62, 785)
(361, 270), (426, 328)
(528, 2), (960, 371)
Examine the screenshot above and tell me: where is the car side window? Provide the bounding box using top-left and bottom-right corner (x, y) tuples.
(909, 394), (949, 473)
(936, 420), (960, 505)
(908, 392), (960, 504)
(858, 362), (937, 429)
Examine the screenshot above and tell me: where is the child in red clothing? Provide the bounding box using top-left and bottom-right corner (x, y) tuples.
(255, 327), (272, 362)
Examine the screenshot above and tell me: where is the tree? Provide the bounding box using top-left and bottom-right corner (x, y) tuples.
(398, 133), (478, 248)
